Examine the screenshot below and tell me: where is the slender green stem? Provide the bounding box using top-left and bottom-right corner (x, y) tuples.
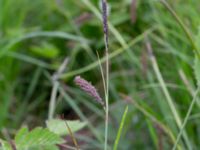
(104, 36), (109, 150)
(96, 51), (106, 109)
(48, 58), (69, 119)
(121, 94), (181, 150)
(146, 40), (192, 150)
(65, 121), (80, 150)
(100, 0), (109, 149)
(113, 106), (128, 150)
(48, 81), (59, 119)
(173, 86), (200, 150)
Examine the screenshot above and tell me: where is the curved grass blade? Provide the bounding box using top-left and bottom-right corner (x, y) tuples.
(113, 106), (128, 150)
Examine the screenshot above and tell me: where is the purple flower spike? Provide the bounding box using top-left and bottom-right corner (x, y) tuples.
(74, 76), (104, 106)
(101, 0), (109, 49)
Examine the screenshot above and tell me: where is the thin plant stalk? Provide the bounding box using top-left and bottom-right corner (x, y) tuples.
(48, 81), (59, 119)
(113, 106), (129, 150)
(96, 51), (106, 111)
(101, 0), (109, 149)
(172, 86), (200, 150)
(48, 58), (69, 119)
(65, 121), (80, 150)
(146, 39), (192, 150)
(104, 27), (109, 150)
(120, 93), (181, 150)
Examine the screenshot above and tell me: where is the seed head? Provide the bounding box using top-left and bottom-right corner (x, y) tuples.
(101, 0), (109, 49)
(74, 76), (104, 106)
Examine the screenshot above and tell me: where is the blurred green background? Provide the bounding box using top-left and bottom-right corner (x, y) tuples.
(1, 0), (200, 149)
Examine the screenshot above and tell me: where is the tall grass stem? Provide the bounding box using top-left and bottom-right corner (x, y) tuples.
(172, 86), (200, 150)
(113, 106), (128, 150)
(146, 40), (192, 150)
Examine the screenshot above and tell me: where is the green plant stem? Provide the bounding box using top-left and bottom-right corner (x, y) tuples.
(104, 36), (109, 150)
(48, 81), (59, 119)
(146, 40), (192, 150)
(120, 94), (181, 150)
(113, 106), (128, 150)
(172, 86), (200, 150)
(65, 121), (80, 150)
(97, 49), (109, 149)
(104, 0), (109, 148)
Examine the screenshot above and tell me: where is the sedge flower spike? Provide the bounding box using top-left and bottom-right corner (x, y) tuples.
(74, 76), (104, 106)
(101, 0), (109, 49)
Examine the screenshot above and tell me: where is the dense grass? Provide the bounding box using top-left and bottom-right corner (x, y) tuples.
(1, 0), (200, 149)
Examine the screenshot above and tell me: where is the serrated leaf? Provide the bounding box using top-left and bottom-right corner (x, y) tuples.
(27, 145), (59, 150)
(14, 127), (64, 150)
(14, 126), (29, 143)
(46, 119), (86, 136)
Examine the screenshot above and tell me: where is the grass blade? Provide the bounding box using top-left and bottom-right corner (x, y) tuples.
(172, 86), (200, 150)
(113, 106), (128, 150)
(146, 39), (192, 150)
(160, 0), (200, 58)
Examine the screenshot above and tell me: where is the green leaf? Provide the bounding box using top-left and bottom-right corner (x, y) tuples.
(0, 139), (12, 150)
(27, 145), (59, 150)
(113, 106), (129, 150)
(30, 42), (59, 59)
(46, 119), (87, 136)
(14, 126), (29, 143)
(14, 127), (64, 150)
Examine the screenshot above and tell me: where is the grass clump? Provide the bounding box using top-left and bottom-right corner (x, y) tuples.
(1, 0), (200, 149)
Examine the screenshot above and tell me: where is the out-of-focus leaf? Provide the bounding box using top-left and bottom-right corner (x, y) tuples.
(14, 127), (64, 150)
(0, 139), (12, 150)
(30, 43), (59, 59)
(46, 119), (87, 136)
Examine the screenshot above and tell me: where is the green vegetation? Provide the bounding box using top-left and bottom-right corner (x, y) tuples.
(1, 0), (200, 149)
